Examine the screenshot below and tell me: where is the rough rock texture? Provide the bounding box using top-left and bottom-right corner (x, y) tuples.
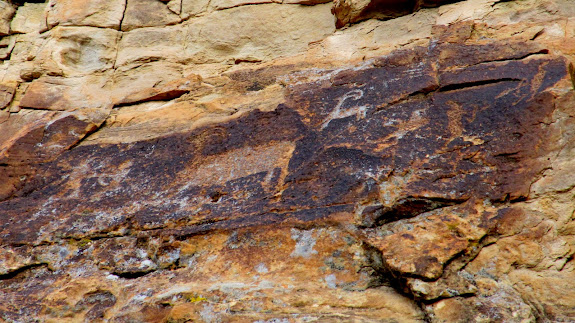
(332, 0), (458, 28)
(1, 0), (575, 322)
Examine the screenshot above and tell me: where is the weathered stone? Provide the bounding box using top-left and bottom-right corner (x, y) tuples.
(1, 0), (575, 321)
(3, 33), (46, 66)
(367, 202), (489, 280)
(0, 109), (103, 201)
(166, 0), (182, 15)
(46, 0), (126, 29)
(426, 289), (536, 323)
(332, 0), (458, 28)
(19, 80), (70, 111)
(0, 34), (16, 60)
(9, 2), (48, 34)
(121, 0), (182, 32)
(180, 0), (210, 18)
(284, 0), (331, 4)
(0, 0), (14, 36)
(19, 75), (112, 112)
(0, 83), (15, 109)
(115, 25), (186, 67)
(116, 4), (335, 67)
(182, 4), (336, 64)
(34, 26), (119, 76)
(117, 74), (203, 105)
(406, 273), (478, 301)
(210, 0), (280, 10)
(110, 62), (186, 105)
(1, 37), (568, 261)
(92, 237), (159, 276)
(0, 246), (36, 276)
(18, 67), (42, 83)
(89, 81), (285, 144)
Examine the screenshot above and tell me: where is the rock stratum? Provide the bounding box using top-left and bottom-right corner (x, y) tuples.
(1, 0), (575, 322)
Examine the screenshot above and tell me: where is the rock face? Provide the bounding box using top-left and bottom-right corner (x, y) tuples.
(1, 0), (575, 322)
(332, 0), (457, 28)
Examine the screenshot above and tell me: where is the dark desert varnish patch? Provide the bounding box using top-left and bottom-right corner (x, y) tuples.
(0, 37), (568, 247)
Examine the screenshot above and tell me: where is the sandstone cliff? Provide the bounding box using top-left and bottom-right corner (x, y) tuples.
(1, 0), (575, 322)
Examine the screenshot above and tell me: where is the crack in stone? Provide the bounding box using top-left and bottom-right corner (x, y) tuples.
(0, 263), (48, 281)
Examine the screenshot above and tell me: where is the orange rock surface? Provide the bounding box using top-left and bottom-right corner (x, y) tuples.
(1, 0), (575, 322)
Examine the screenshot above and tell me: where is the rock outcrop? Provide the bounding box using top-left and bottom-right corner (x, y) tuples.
(332, 0), (458, 28)
(1, 0), (575, 322)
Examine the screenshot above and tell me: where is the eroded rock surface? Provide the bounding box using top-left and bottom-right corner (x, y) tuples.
(332, 0), (459, 28)
(1, 0), (575, 322)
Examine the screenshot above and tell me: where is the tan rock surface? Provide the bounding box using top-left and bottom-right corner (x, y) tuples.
(209, 0), (281, 11)
(1, 0), (575, 322)
(46, 0), (126, 29)
(0, 0), (14, 36)
(181, 0), (210, 18)
(183, 4), (335, 64)
(115, 25), (186, 67)
(121, 0), (181, 31)
(35, 26), (120, 76)
(9, 2), (47, 34)
(19, 74), (112, 113)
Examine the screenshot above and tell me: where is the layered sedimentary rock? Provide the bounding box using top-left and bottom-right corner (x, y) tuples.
(331, 0), (458, 28)
(1, 0), (575, 322)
